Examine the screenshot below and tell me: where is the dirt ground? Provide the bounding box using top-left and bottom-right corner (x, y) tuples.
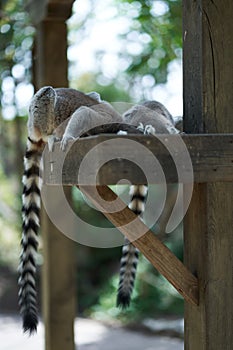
(0, 315), (183, 350)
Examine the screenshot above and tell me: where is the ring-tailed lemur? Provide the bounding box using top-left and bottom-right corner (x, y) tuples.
(19, 86), (122, 334)
(116, 101), (179, 309)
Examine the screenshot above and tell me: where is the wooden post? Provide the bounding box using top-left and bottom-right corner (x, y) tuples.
(41, 188), (76, 350)
(183, 1), (233, 349)
(27, 1), (76, 349)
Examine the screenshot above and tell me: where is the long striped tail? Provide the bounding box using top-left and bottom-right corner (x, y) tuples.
(117, 184), (148, 308)
(18, 138), (44, 334)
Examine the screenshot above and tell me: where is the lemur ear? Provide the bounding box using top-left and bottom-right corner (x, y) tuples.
(34, 86), (56, 99)
(174, 116), (183, 132)
(29, 86), (57, 111)
(86, 91), (102, 102)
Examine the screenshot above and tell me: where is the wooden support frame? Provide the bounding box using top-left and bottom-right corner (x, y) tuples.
(42, 128), (233, 349)
(42, 130), (233, 309)
(43, 134), (233, 185)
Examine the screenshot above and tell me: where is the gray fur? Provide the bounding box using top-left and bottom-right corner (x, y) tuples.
(117, 101), (179, 309)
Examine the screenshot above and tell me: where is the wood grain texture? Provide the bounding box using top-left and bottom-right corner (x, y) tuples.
(26, 0), (74, 24)
(78, 185), (198, 306)
(43, 134), (233, 185)
(184, 184), (207, 350)
(183, 0), (203, 133)
(183, 1), (233, 349)
(41, 190), (76, 350)
(29, 5), (76, 350)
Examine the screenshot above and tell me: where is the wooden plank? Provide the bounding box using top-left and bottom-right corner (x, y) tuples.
(78, 184), (198, 306)
(183, 1), (233, 349)
(43, 134), (233, 185)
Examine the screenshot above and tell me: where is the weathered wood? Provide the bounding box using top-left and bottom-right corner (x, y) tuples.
(34, 19), (69, 89)
(41, 189), (76, 350)
(28, 2), (76, 350)
(183, 1), (233, 349)
(26, 0), (74, 24)
(78, 184), (198, 306)
(184, 184), (207, 349)
(43, 134), (233, 185)
(183, 0), (203, 133)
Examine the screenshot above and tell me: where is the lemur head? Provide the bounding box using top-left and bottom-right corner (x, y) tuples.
(141, 101), (174, 124)
(28, 86), (57, 139)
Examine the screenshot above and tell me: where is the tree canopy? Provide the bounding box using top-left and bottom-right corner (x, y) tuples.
(68, 0), (182, 101)
(118, 0), (182, 83)
(0, 0), (34, 119)
(0, 0), (182, 115)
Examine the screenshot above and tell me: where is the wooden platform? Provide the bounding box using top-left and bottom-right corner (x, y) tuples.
(43, 134), (233, 185)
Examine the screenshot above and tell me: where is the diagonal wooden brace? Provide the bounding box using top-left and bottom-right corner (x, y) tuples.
(78, 184), (199, 306)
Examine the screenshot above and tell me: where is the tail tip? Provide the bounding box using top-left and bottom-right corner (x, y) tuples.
(116, 292), (131, 309)
(23, 313), (38, 335)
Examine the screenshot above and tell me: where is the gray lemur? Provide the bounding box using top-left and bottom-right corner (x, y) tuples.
(116, 101), (179, 309)
(58, 97), (179, 310)
(19, 85), (179, 334)
(19, 86), (122, 334)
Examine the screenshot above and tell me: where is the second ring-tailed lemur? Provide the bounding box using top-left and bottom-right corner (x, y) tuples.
(20, 86), (179, 334)
(116, 101), (179, 308)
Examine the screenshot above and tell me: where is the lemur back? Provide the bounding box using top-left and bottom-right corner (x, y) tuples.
(116, 101), (179, 309)
(19, 87), (122, 334)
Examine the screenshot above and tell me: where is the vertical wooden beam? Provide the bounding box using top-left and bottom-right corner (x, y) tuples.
(34, 19), (69, 88)
(28, 2), (76, 349)
(41, 189), (76, 350)
(183, 1), (233, 349)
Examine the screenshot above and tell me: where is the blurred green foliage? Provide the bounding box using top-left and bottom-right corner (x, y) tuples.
(89, 256), (183, 323)
(117, 0), (182, 84)
(0, 0), (34, 88)
(71, 72), (132, 103)
(72, 185), (184, 321)
(69, 0), (182, 101)
(77, 236), (184, 323)
(0, 164), (21, 268)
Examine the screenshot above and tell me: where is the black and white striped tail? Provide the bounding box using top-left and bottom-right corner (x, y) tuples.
(117, 185), (148, 308)
(18, 138), (44, 334)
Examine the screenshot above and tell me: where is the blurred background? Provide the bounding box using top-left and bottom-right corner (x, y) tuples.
(0, 0), (183, 339)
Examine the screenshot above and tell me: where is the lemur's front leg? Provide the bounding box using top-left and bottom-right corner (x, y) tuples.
(60, 105), (114, 151)
(61, 106), (96, 150)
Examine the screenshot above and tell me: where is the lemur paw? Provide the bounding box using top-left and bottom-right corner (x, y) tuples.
(60, 135), (76, 152)
(144, 124), (156, 135)
(137, 122), (144, 132)
(117, 130), (128, 135)
(48, 135), (58, 152)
